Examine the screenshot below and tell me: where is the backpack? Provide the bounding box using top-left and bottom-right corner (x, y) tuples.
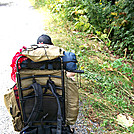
(4, 45), (83, 133)
(4, 73), (79, 133)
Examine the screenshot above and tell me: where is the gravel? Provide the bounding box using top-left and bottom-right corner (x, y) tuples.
(0, 1), (91, 133)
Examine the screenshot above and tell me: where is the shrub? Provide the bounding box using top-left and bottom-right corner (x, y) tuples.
(37, 0), (134, 58)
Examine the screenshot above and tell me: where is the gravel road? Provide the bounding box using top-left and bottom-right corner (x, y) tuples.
(0, 0), (46, 133)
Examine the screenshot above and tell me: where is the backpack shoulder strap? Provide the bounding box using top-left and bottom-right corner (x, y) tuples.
(26, 81), (43, 124)
(20, 81), (43, 134)
(47, 79), (62, 134)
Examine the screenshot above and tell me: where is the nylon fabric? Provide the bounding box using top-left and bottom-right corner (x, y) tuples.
(22, 45), (64, 62)
(20, 69), (79, 125)
(4, 88), (23, 131)
(65, 77), (79, 125)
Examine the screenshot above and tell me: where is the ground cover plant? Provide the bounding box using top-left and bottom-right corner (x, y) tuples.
(32, 0), (134, 133)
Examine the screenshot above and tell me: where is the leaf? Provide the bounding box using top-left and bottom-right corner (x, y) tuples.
(111, 12), (117, 16)
(101, 34), (108, 39)
(112, 59), (122, 69)
(77, 10), (85, 15)
(79, 45), (85, 48)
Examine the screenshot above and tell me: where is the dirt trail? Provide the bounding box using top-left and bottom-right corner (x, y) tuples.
(0, 0), (46, 133)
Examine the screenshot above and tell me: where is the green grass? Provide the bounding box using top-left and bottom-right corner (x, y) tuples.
(30, 1), (134, 133)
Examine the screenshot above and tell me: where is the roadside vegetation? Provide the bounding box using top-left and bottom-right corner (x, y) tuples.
(31, 0), (133, 133)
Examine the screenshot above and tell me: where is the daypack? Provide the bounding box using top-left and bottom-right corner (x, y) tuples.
(62, 51), (77, 71)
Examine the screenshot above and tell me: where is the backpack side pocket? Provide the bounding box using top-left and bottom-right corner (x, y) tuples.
(4, 88), (23, 131)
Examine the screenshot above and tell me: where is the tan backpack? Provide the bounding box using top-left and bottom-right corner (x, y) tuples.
(4, 45), (82, 132)
(4, 71), (79, 132)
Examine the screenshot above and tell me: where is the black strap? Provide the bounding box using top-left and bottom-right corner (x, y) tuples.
(44, 47), (50, 60)
(63, 60), (77, 63)
(24, 128), (37, 134)
(26, 82), (43, 124)
(47, 79), (62, 134)
(21, 79), (62, 134)
(20, 82), (43, 134)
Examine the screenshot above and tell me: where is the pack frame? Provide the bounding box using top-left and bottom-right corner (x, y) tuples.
(16, 54), (83, 134)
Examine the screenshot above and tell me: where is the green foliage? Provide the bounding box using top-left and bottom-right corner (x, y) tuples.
(74, 16), (91, 32)
(111, 58), (133, 76)
(34, 0), (46, 7)
(37, 0), (134, 58)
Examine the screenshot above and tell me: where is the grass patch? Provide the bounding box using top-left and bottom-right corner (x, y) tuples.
(29, 1), (134, 133)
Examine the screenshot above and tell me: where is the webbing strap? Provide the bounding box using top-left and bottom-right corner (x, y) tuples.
(26, 82), (43, 124)
(47, 79), (62, 134)
(20, 82), (43, 133)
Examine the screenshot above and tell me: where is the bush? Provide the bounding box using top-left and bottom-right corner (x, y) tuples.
(37, 0), (134, 58)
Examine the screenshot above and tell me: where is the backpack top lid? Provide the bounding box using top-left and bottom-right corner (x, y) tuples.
(22, 45), (64, 62)
(21, 45), (77, 71)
